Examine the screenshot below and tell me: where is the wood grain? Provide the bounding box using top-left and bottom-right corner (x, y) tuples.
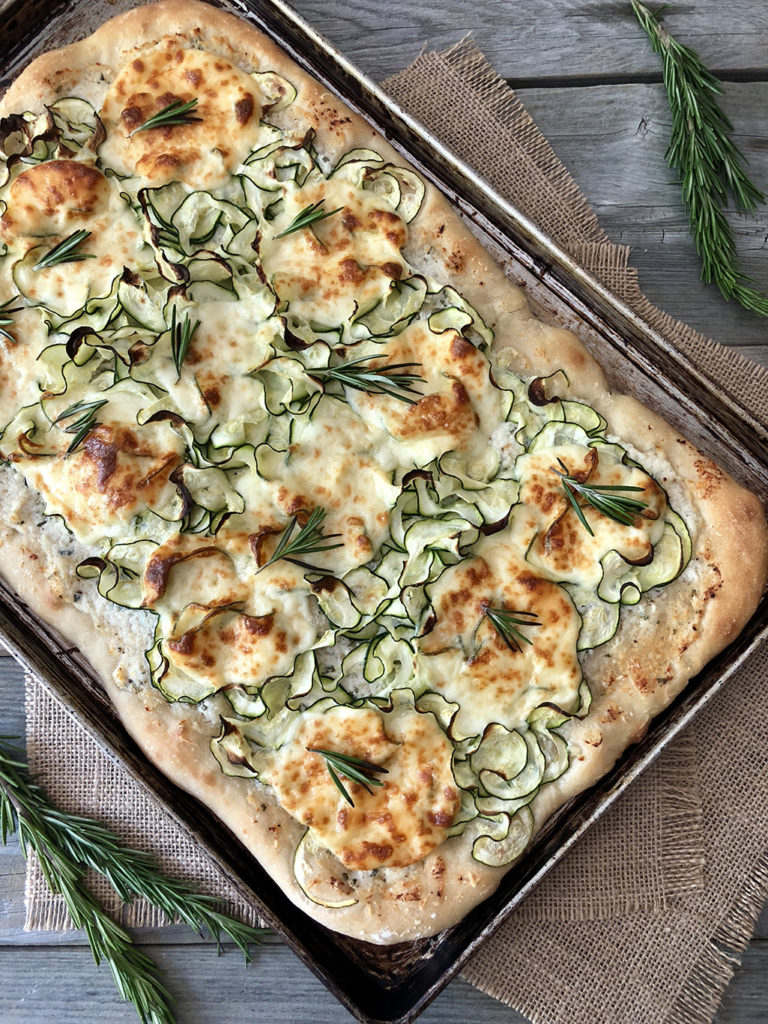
(289, 0), (768, 83)
(518, 81), (768, 347)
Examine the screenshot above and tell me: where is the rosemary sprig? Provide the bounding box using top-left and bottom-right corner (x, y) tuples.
(259, 506), (343, 572)
(170, 307), (200, 378)
(310, 354), (425, 405)
(307, 748), (389, 807)
(0, 295), (22, 343)
(0, 738), (267, 1024)
(129, 98), (202, 137)
(274, 199), (344, 239)
(33, 229), (95, 271)
(52, 398), (108, 455)
(631, 0), (768, 315)
(552, 457), (648, 536)
(484, 607), (541, 654)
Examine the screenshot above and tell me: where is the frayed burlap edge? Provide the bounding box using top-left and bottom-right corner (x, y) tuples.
(23, 674), (262, 932)
(667, 854), (768, 1024)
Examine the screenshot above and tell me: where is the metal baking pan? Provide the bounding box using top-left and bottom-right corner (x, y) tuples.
(1, 1), (767, 1022)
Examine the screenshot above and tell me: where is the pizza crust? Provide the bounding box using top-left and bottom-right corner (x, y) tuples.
(0, 0), (766, 943)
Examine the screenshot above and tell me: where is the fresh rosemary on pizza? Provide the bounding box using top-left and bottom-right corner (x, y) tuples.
(0, 1), (765, 943)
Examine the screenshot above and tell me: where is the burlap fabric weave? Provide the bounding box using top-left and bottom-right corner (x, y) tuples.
(24, 38), (768, 1024)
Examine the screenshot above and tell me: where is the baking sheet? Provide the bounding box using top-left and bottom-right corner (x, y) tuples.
(1, 2), (767, 1022)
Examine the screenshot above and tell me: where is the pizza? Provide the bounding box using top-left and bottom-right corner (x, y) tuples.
(0, 0), (766, 944)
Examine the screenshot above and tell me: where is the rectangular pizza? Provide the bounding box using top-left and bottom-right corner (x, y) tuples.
(0, 0), (766, 944)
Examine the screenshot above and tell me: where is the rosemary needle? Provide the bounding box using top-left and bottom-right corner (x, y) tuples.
(274, 200), (343, 239)
(552, 458), (649, 536)
(259, 506), (343, 572)
(129, 98), (202, 137)
(33, 229), (95, 271)
(0, 295), (22, 343)
(169, 306), (200, 379)
(632, 0), (768, 315)
(52, 398), (108, 455)
(310, 354), (425, 404)
(484, 607), (541, 653)
(307, 748), (388, 807)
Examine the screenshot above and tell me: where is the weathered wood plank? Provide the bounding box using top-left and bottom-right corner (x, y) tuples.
(0, 943), (524, 1023)
(516, 81), (768, 347)
(290, 0), (768, 83)
(1, 937), (768, 1024)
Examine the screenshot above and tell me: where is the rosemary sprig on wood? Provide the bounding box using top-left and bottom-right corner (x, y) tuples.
(129, 98), (202, 137)
(0, 295), (22, 343)
(170, 306), (200, 378)
(259, 506), (343, 572)
(52, 398), (108, 455)
(310, 354), (425, 404)
(274, 199), (344, 239)
(33, 229), (95, 271)
(552, 457), (648, 536)
(0, 737), (267, 1024)
(307, 747), (389, 807)
(484, 607), (541, 653)
(631, 0), (768, 315)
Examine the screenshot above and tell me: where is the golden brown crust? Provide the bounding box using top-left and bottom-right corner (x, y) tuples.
(0, 0), (766, 944)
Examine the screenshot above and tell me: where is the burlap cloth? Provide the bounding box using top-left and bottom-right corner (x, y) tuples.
(23, 38), (768, 1024)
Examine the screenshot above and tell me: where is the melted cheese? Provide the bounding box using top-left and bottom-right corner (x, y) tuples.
(511, 443), (667, 587)
(143, 529), (327, 692)
(418, 535), (582, 735)
(1, 160), (112, 238)
(14, 417), (186, 544)
(99, 44), (263, 187)
(260, 178), (408, 328)
(11, 186), (149, 318)
(347, 320), (504, 464)
(268, 705), (459, 869)
(239, 400), (402, 570)
(0, 308), (50, 417)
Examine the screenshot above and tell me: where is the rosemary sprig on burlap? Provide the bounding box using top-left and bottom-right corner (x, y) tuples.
(0, 736), (267, 1024)
(631, 0), (768, 315)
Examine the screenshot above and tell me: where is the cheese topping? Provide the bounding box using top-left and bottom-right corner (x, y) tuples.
(511, 443), (667, 587)
(1, 160), (112, 237)
(418, 537), (582, 735)
(99, 44), (263, 187)
(260, 178), (408, 328)
(12, 417), (186, 544)
(268, 705), (460, 869)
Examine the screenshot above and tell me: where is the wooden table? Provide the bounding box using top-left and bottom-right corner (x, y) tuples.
(1, 1), (767, 1021)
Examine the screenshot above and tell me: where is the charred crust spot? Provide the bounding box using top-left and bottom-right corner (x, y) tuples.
(143, 546), (219, 603)
(152, 153), (183, 170)
(184, 68), (203, 87)
(450, 334), (475, 360)
(234, 94), (255, 125)
(338, 258), (364, 284)
(360, 841), (393, 863)
(427, 811), (453, 826)
(166, 631), (194, 655)
(82, 434), (118, 490)
(381, 261), (402, 280)
(121, 105), (145, 131)
(242, 613), (274, 636)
